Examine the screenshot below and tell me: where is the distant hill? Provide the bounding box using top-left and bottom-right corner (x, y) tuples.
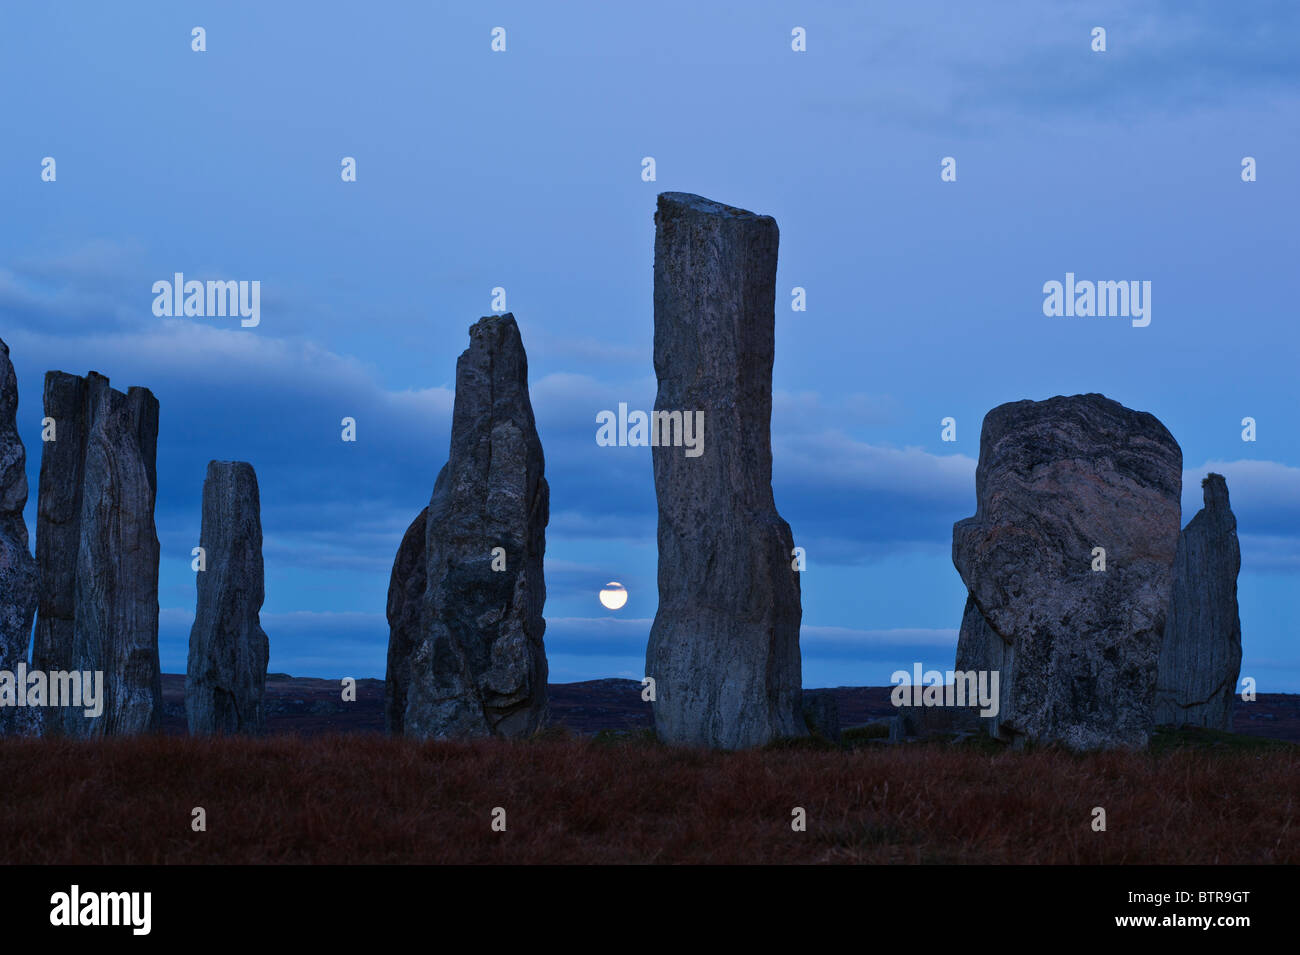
(158, 674), (1300, 742)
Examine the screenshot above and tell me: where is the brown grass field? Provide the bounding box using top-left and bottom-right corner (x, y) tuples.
(1, 729), (1296, 864)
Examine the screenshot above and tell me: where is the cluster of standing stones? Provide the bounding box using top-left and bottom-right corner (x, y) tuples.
(0, 349), (269, 738)
(950, 395), (1242, 748)
(0, 192), (1245, 750)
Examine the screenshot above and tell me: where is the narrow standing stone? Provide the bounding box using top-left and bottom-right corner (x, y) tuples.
(33, 372), (107, 680)
(384, 506), (427, 735)
(0, 340), (40, 736)
(35, 372), (161, 735)
(644, 192), (805, 749)
(59, 378), (162, 736)
(398, 314), (550, 738)
(1154, 473), (1242, 730)
(186, 461), (270, 735)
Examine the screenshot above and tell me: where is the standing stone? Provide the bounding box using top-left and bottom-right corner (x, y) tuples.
(398, 314), (549, 738)
(33, 373), (107, 679)
(952, 594), (1010, 738)
(802, 689), (841, 743)
(645, 192), (805, 749)
(384, 506), (427, 735)
(0, 340), (40, 736)
(35, 372), (110, 735)
(952, 394), (1182, 750)
(42, 375), (162, 736)
(186, 461), (270, 735)
(1154, 473), (1242, 730)
(72, 384), (161, 736)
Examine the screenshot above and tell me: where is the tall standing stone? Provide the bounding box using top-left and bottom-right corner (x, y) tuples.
(0, 340), (40, 736)
(397, 314), (549, 738)
(36, 371), (161, 736)
(1154, 473), (1242, 730)
(384, 506), (427, 735)
(644, 192), (805, 749)
(71, 383), (161, 736)
(33, 372), (107, 680)
(186, 461), (270, 735)
(952, 394), (1182, 750)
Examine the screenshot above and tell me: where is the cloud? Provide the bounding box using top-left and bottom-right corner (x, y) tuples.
(544, 617), (959, 659)
(801, 626), (958, 657)
(527, 329), (649, 368)
(2, 262), (980, 577)
(159, 607), (389, 677)
(773, 429), (975, 563)
(774, 390), (900, 429)
(7, 316), (456, 580)
(809, 1), (1300, 130)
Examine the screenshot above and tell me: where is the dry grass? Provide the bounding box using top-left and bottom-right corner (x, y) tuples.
(0, 731), (1295, 864)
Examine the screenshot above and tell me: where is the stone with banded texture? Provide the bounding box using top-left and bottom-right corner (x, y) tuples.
(0, 340), (40, 736)
(35, 370), (161, 736)
(1154, 473), (1242, 730)
(186, 461), (270, 735)
(644, 192), (805, 750)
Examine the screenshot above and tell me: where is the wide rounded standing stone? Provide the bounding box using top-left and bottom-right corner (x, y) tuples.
(952, 393), (1182, 750)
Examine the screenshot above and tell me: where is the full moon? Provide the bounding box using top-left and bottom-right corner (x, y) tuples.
(598, 581), (628, 611)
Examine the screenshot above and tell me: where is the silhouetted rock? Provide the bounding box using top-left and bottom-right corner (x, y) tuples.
(645, 192), (805, 749)
(802, 689), (840, 743)
(399, 314), (549, 738)
(1155, 473), (1242, 730)
(32, 373), (108, 716)
(186, 461), (269, 735)
(34, 372), (112, 735)
(952, 594), (1012, 738)
(0, 340), (40, 736)
(952, 394), (1182, 750)
(42, 374), (163, 736)
(384, 506), (426, 735)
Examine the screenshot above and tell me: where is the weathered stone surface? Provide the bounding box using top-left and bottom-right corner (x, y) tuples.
(952, 393), (1182, 750)
(1154, 473), (1242, 730)
(0, 340), (40, 736)
(34, 372), (112, 735)
(384, 506), (427, 735)
(54, 377), (162, 736)
(398, 314), (549, 738)
(33, 373), (107, 675)
(186, 461), (269, 735)
(645, 192), (805, 749)
(802, 689), (840, 743)
(953, 594), (1011, 739)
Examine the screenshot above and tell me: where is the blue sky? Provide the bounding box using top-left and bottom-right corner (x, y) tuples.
(2, 1), (1297, 688)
